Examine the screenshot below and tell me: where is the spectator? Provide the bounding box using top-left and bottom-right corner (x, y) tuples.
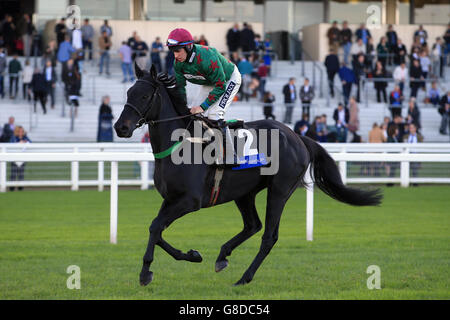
(386, 123), (399, 186)
(365, 37), (375, 71)
(54, 17), (66, 49)
(57, 35), (75, 66)
(414, 25), (428, 46)
(294, 113), (310, 135)
(333, 102), (349, 142)
(198, 35), (209, 46)
(0, 116), (15, 142)
(165, 50), (175, 76)
(71, 25), (83, 51)
(368, 123), (385, 142)
(133, 35), (148, 70)
(22, 59), (33, 101)
(98, 31), (111, 76)
(100, 20), (112, 37)
(438, 91), (450, 135)
(81, 18), (94, 61)
(338, 62), (355, 107)
(282, 77), (296, 124)
(230, 51), (241, 65)
(2, 15), (16, 55)
(240, 22), (255, 58)
(327, 21), (340, 54)
(62, 59), (81, 117)
(254, 34), (264, 53)
(393, 38), (407, 65)
(257, 59), (269, 99)
(352, 53), (367, 103)
(443, 23), (450, 58)
(17, 14), (35, 57)
(262, 91), (275, 120)
(9, 126), (31, 191)
(419, 50), (431, 85)
(128, 31), (138, 61)
(376, 36), (389, 68)
(389, 114), (406, 142)
(389, 85), (404, 118)
(119, 41), (133, 83)
(97, 95), (114, 142)
(339, 20), (352, 65)
(324, 48), (339, 98)
(404, 123), (423, 184)
(237, 56), (253, 101)
(351, 38), (366, 63)
(30, 67), (48, 114)
(42, 40), (57, 68)
(386, 25), (398, 65)
(431, 37), (444, 78)
(373, 60), (388, 103)
(262, 36), (273, 74)
(406, 97), (421, 129)
(393, 62), (408, 93)
(299, 78), (315, 119)
(426, 81), (440, 106)
(150, 37), (163, 73)
(0, 47), (6, 98)
(226, 23), (240, 55)
(410, 37), (422, 59)
(8, 53), (21, 99)
(44, 59), (57, 109)
(409, 59), (423, 98)
(355, 23), (371, 45)
(348, 96), (360, 142)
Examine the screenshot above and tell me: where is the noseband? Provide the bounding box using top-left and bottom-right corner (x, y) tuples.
(124, 79), (161, 128)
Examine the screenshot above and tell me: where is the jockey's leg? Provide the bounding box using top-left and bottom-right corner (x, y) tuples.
(204, 66), (242, 164)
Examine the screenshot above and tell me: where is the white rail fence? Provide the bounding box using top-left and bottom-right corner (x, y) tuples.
(1, 143), (450, 243)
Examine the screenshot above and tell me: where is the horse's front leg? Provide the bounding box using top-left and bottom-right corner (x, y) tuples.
(140, 199), (201, 286)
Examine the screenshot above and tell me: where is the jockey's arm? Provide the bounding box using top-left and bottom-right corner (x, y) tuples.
(200, 59), (228, 111)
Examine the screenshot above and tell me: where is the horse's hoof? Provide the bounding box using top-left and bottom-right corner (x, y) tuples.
(233, 278), (248, 286)
(215, 259), (229, 272)
(187, 249), (203, 263)
(139, 270), (153, 286)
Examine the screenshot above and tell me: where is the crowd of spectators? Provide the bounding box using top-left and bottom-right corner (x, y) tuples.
(324, 21), (450, 138)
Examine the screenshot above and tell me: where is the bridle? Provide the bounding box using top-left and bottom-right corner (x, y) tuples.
(124, 79), (161, 128)
(124, 78), (193, 128)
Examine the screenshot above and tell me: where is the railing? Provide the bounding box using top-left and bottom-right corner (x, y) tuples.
(1, 142), (449, 192)
(1, 142), (449, 243)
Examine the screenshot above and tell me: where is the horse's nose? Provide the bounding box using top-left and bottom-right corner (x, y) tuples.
(114, 122), (130, 137)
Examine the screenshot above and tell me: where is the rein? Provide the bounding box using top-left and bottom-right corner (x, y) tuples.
(125, 78), (194, 128)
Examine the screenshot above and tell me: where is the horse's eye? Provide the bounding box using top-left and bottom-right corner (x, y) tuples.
(142, 95), (148, 100)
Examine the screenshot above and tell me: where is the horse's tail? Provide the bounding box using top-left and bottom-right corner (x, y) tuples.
(299, 135), (383, 206)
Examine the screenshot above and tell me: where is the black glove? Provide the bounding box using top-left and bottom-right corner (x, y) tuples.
(157, 72), (177, 89)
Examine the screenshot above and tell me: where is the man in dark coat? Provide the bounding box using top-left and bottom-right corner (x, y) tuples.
(324, 49), (340, 97)
(282, 77), (297, 124)
(409, 59), (423, 98)
(226, 23), (240, 55)
(240, 23), (255, 58)
(30, 68), (48, 114)
(352, 54), (367, 103)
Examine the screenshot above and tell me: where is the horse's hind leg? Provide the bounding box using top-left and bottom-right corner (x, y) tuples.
(215, 193), (262, 272)
(234, 183), (299, 286)
(140, 199), (201, 286)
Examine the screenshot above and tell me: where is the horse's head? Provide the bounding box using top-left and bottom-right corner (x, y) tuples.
(114, 63), (160, 138)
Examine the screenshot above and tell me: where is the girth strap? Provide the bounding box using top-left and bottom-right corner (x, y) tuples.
(208, 168), (224, 207)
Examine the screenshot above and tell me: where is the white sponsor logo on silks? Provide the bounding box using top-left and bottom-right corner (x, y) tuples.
(184, 74), (207, 80)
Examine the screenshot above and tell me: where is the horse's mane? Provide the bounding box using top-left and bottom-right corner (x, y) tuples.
(147, 72), (191, 116)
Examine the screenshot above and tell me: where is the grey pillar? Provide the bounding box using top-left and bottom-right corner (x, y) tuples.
(323, 0), (330, 23)
(200, 0), (206, 22)
(409, 0), (415, 24)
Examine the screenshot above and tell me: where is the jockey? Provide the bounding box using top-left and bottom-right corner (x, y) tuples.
(166, 28), (242, 164)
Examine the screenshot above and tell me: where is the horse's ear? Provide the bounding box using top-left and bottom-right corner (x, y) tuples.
(134, 61), (144, 79)
(150, 64), (157, 79)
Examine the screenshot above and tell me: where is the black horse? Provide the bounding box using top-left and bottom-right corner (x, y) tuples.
(114, 64), (382, 286)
